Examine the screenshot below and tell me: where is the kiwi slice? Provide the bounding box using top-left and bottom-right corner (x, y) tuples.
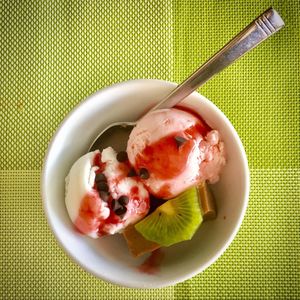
(135, 187), (203, 247)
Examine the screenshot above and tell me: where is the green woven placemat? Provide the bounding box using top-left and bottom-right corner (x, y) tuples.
(1, 0), (299, 299)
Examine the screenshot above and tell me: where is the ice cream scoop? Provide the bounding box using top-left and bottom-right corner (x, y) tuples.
(127, 108), (226, 198)
(65, 147), (150, 238)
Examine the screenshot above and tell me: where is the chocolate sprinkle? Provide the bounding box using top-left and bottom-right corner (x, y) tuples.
(127, 168), (137, 177)
(174, 136), (187, 148)
(95, 173), (107, 183)
(99, 191), (109, 202)
(97, 181), (109, 192)
(139, 168), (150, 179)
(115, 206), (127, 216)
(116, 151), (128, 162)
(118, 195), (129, 206)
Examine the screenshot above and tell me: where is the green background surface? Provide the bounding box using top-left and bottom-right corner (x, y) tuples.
(1, 0), (299, 299)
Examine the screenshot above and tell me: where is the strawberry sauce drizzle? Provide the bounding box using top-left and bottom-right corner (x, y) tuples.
(138, 249), (165, 275)
(156, 183), (172, 199)
(93, 152), (103, 170)
(135, 124), (208, 181)
(74, 191), (102, 235)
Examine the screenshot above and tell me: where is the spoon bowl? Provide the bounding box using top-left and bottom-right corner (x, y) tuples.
(90, 122), (134, 152)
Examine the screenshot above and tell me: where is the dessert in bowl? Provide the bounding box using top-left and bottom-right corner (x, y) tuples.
(42, 79), (249, 288)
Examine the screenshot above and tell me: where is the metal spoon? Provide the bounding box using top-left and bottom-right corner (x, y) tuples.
(90, 7), (284, 152)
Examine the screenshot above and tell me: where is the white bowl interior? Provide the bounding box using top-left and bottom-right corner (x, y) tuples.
(42, 79), (249, 288)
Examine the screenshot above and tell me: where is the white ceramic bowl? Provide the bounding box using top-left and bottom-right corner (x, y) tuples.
(42, 79), (250, 289)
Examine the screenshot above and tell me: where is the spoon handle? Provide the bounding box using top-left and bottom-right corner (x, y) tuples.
(151, 7), (284, 111)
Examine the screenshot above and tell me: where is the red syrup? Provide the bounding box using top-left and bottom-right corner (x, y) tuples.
(74, 191), (102, 234)
(156, 183), (173, 199)
(135, 125), (205, 180)
(138, 249), (165, 275)
(133, 107), (211, 198)
(75, 190), (122, 237)
(93, 152), (103, 170)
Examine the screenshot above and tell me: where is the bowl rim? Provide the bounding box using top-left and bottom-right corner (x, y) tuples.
(41, 78), (250, 289)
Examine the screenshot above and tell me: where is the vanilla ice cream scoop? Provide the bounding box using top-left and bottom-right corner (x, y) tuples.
(127, 108), (226, 199)
(65, 147), (150, 238)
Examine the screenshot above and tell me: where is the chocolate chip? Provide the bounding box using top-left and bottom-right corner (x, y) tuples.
(139, 168), (149, 179)
(97, 181), (109, 192)
(99, 191), (109, 202)
(115, 206), (127, 216)
(118, 195), (129, 206)
(116, 151), (128, 162)
(95, 173), (107, 183)
(174, 136), (187, 148)
(127, 168), (137, 177)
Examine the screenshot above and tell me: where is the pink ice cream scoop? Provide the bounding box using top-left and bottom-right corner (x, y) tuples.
(127, 108), (226, 199)
(65, 147), (150, 238)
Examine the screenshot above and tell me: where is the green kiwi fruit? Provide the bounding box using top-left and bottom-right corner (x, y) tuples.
(135, 187), (203, 247)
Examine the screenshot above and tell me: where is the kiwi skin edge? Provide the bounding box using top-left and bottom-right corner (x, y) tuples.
(197, 182), (217, 221)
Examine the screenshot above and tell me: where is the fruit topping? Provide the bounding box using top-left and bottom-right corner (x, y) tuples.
(135, 187), (203, 247)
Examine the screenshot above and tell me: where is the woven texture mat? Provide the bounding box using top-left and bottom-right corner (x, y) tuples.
(1, 0), (299, 299)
